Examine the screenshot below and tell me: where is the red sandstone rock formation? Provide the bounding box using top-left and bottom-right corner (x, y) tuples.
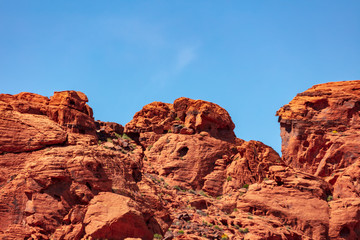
(125, 97), (236, 147)
(1, 83), (360, 239)
(277, 80), (360, 239)
(276, 80), (360, 177)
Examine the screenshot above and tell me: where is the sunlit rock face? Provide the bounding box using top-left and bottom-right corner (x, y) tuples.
(276, 80), (360, 177)
(1, 83), (360, 239)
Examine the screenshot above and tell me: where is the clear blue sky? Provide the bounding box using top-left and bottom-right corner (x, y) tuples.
(1, 1), (359, 154)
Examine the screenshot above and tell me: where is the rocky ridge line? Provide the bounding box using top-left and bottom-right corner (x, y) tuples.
(0, 81), (359, 239)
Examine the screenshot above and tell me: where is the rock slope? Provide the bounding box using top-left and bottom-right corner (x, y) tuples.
(0, 81), (359, 240)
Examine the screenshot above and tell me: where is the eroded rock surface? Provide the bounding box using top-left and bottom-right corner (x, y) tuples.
(276, 80), (360, 177)
(125, 97), (236, 147)
(1, 83), (360, 240)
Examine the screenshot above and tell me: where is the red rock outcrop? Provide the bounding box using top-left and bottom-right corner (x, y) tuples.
(0, 93), (67, 153)
(83, 192), (153, 240)
(0, 90), (97, 153)
(0, 91), (169, 239)
(125, 97), (236, 147)
(276, 80), (360, 177)
(276, 80), (360, 239)
(2, 84), (360, 240)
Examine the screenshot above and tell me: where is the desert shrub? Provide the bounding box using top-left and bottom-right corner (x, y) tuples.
(214, 225), (222, 230)
(239, 228), (249, 233)
(153, 233), (162, 239)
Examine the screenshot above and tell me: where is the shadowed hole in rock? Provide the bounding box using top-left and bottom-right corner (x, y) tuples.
(340, 226), (350, 237)
(85, 182), (92, 191)
(190, 199), (210, 210)
(178, 147), (189, 157)
(354, 222), (360, 236)
(220, 219), (228, 226)
(305, 99), (329, 111)
(281, 123), (292, 133)
(53, 194), (61, 201)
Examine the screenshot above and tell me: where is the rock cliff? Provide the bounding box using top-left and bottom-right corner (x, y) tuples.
(0, 81), (359, 239)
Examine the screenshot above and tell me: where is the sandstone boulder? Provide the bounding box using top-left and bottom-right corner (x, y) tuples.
(84, 192), (153, 240)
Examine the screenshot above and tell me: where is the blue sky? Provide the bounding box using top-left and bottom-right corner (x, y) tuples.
(1, 1), (359, 154)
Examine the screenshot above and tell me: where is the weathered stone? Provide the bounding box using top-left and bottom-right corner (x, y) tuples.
(84, 192), (153, 240)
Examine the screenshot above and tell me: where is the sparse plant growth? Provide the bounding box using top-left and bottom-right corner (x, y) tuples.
(214, 225), (222, 230)
(114, 132), (122, 139)
(189, 189), (196, 194)
(106, 138), (113, 143)
(226, 176), (232, 181)
(122, 133), (132, 141)
(263, 177), (269, 181)
(248, 216), (253, 219)
(327, 195), (333, 202)
(243, 184), (249, 189)
(153, 233), (162, 239)
(233, 208), (238, 212)
(198, 190), (209, 198)
(216, 196), (222, 200)
(221, 234), (229, 240)
(148, 145), (153, 151)
(239, 228), (249, 233)
(177, 230), (184, 234)
(173, 185), (182, 191)
(175, 117), (180, 121)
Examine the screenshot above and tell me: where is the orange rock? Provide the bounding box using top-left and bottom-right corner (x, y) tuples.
(332, 160), (360, 199)
(2, 88), (360, 239)
(83, 192), (153, 240)
(145, 133), (232, 190)
(0, 94), (67, 152)
(276, 80), (360, 176)
(0, 91), (98, 153)
(48, 91), (96, 136)
(125, 97), (236, 143)
(222, 140), (283, 195)
(329, 198), (360, 239)
(236, 182), (330, 239)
